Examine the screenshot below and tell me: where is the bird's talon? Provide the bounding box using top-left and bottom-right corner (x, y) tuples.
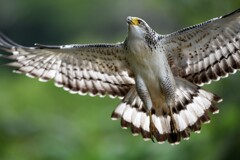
(149, 111), (156, 142)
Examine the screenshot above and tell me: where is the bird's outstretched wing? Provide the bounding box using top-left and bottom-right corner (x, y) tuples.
(161, 8), (240, 85)
(0, 33), (134, 98)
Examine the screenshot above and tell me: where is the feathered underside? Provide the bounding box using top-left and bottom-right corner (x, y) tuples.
(0, 8), (240, 145)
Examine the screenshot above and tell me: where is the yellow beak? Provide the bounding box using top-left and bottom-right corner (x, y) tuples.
(127, 17), (140, 25)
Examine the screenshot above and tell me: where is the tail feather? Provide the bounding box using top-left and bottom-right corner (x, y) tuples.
(111, 78), (222, 145)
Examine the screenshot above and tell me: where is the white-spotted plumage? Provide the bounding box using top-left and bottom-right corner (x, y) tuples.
(1, 8), (240, 145)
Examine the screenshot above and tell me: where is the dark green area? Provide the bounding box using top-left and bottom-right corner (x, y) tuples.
(0, 0), (240, 160)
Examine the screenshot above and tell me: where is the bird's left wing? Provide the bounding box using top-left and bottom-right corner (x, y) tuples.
(0, 33), (134, 98)
(161, 8), (240, 85)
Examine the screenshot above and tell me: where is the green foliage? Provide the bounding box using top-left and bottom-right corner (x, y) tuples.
(0, 0), (240, 160)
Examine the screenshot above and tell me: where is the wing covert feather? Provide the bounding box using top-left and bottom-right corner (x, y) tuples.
(161, 9), (240, 85)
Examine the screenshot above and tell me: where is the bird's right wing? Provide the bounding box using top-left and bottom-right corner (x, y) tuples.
(0, 33), (135, 98)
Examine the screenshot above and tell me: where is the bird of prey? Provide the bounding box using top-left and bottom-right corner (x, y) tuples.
(0, 8), (239, 145)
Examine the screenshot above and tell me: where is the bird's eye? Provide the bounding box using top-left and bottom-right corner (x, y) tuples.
(138, 19), (143, 25)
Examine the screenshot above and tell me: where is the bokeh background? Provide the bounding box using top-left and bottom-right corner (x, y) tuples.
(0, 0), (240, 160)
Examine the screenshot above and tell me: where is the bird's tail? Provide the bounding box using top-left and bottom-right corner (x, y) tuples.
(111, 77), (222, 145)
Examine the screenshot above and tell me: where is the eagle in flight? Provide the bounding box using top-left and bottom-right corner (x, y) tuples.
(0, 8), (239, 145)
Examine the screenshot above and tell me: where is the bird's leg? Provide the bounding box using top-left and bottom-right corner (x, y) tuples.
(161, 77), (178, 133)
(169, 107), (178, 133)
(149, 109), (156, 142)
(135, 76), (155, 142)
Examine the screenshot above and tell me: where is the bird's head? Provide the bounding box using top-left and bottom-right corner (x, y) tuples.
(126, 16), (151, 39)
(126, 16), (158, 51)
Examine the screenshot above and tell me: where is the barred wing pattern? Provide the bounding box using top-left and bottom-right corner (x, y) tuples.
(162, 9), (240, 85)
(0, 35), (134, 98)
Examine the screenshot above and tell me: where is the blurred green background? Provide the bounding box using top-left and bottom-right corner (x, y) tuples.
(0, 0), (240, 160)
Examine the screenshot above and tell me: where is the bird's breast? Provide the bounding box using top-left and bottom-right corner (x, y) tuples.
(126, 43), (175, 109)
(127, 44), (168, 79)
